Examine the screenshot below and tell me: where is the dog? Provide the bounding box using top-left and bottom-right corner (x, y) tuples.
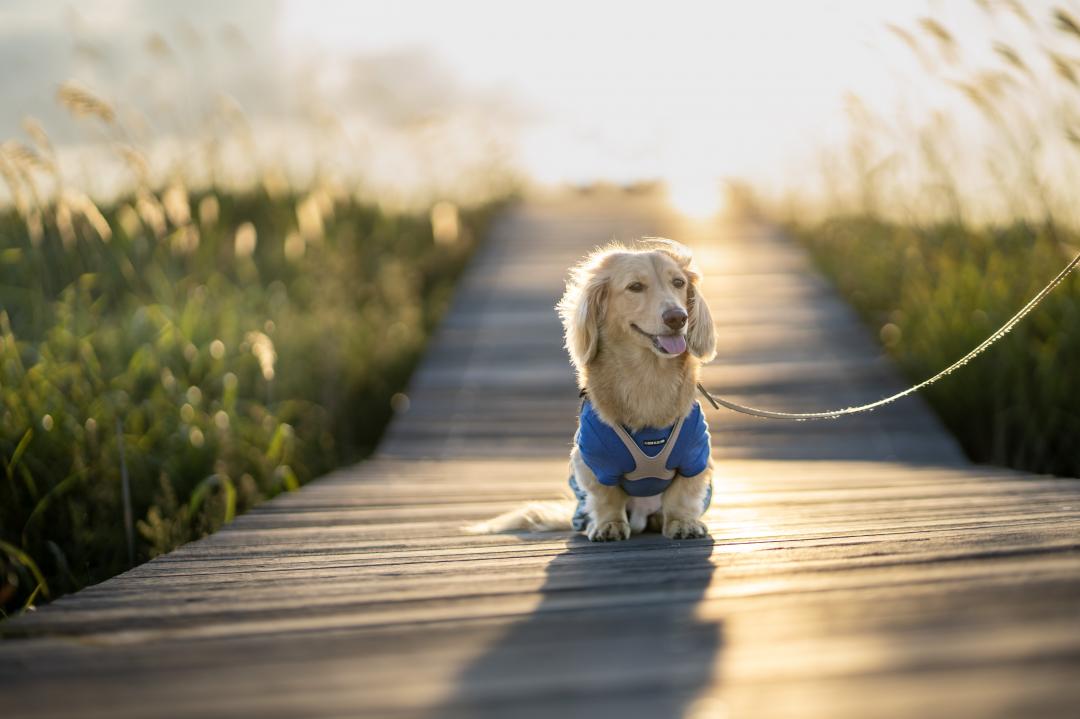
(470, 239), (717, 541)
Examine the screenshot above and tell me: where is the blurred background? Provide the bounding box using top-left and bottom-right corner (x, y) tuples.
(2, 0), (1078, 614)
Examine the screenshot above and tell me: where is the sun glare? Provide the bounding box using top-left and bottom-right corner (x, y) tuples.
(275, 0), (932, 196)
(666, 179), (722, 220)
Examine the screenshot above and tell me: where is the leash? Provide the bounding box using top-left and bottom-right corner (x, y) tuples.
(696, 248), (1080, 421)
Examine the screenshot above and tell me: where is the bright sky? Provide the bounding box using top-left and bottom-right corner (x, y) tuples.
(277, 0), (949, 191)
(1, 0), (1058, 215)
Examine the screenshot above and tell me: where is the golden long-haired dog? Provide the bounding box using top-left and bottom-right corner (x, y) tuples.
(471, 239), (716, 541)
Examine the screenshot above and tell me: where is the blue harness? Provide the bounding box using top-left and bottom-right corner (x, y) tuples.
(570, 398), (712, 531)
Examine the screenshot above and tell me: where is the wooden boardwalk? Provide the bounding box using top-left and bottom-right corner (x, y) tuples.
(2, 195), (1079, 718)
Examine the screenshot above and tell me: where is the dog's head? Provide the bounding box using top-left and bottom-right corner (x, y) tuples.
(557, 239), (716, 381)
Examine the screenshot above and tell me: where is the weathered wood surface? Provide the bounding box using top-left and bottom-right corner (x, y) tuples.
(2, 195), (1078, 719)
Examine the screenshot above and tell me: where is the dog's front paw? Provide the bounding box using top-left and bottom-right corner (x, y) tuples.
(588, 519), (631, 542)
(663, 517), (708, 540)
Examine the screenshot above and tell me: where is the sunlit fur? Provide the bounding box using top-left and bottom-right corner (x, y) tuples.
(557, 239), (716, 429)
(470, 239), (717, 541)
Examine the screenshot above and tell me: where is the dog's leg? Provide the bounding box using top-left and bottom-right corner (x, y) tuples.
(661, 465), (711, 539)
(571, 449), (630, 541)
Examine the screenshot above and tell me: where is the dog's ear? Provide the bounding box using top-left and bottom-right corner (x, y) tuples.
(686, 276), (717, 362)
(557, 252), (612, 375)
(649, 239), (717, 362)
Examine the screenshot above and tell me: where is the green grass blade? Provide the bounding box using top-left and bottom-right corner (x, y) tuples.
(4, 428), (33, 483)
(0, 539), (50, 603)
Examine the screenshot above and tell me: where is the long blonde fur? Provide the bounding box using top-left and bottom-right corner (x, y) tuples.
(471, 239), (716, 538)
(465, 501), (574, 533)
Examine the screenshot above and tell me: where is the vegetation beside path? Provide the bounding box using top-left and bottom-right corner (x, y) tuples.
(792, 217), (1080, 478)
(0, 184), (501, 616)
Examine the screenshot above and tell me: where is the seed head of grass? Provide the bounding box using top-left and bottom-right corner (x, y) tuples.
(994, 43), (1031, 77)
(976, 71), (1014, 99)
(2, 141), (54, 175)
(234, 222), (257, 258)
(1065, 124), (1080, 148)
(1048, 52), (1078, 86)
(887, 23), (936, 71)
(0, 154), (30, 216)
(284, 231), (305, 261)
(163, 182), (191, 227)
(56, 82), (116, 124)
(296, 195), (324, 243)
(63, 189), (113, 242)
(1054, 8), (1080, 41)
(1004, 0), (1034, 27)
(21, 117), (53, 154)
(55, 199), (76, 248)
(198, 195), (220, 227)
(431, 201), (460, 245)
(920, 17), (954, 46)
(136, 190), (167, 239)
(244, 331), (276, 380)
(116, 204), (141, 237)
(887, 23), (919, 53)
(115, 144), (150, 183)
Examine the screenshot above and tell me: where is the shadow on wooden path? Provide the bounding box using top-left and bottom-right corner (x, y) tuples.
(2, 195), (1078, 718)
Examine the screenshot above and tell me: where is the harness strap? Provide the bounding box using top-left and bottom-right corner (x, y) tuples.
(577, 388), (690, 482)
(610, 414), (686, 481)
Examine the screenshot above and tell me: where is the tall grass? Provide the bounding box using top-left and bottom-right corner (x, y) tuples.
(781, 4), (1080, 478)
(0, 64), (508, 615)
(0, 182), (500, 616)
(791, 217), (1080, 476)
(0, 183), (501, 615)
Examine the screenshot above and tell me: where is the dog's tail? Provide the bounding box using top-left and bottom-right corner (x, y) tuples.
(465, 501), (575, 534)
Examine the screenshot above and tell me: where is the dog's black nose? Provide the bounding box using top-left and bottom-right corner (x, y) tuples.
(663, 308), (687, 330)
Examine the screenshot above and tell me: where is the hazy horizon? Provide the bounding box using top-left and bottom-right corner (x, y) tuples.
(3, 0), (1079, 220)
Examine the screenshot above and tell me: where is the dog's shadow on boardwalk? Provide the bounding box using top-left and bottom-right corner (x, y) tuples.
(434, 534), (722, 718)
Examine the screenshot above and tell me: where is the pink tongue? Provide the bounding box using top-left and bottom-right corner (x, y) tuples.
(657, 334), (687, 354)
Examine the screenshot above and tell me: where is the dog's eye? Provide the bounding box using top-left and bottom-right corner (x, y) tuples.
(672, 278), (686, 289)
(627, 282), (645, 293)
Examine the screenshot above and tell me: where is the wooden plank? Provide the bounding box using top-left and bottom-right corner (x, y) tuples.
(1, 194), (1078, 719)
